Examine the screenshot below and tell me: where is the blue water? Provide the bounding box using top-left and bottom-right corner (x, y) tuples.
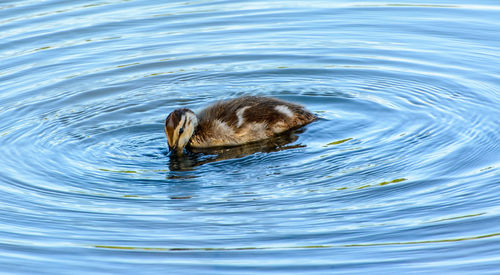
(1, 0), (500, 274)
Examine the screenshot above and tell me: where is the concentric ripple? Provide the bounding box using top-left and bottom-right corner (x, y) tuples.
(1, 0), (500, 273)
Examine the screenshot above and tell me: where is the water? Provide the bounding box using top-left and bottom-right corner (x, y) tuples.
(1, 0), (499, 273)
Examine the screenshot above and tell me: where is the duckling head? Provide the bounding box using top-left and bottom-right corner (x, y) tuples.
(165, 108), (198, 155)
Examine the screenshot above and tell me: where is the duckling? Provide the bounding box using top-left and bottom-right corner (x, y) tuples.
(165, 96), (317, 155)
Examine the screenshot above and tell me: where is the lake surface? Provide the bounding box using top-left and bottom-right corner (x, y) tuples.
(1, 0), (499, 274)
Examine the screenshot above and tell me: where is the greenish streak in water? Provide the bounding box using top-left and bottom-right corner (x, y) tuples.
(94, 232), (500, 251)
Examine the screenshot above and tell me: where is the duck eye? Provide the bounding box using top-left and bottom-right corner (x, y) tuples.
(179, 127), (184, 134)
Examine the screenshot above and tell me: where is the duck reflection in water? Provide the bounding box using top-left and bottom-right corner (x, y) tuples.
(168, 129), (306, 171)
(164, 96), (316, 171)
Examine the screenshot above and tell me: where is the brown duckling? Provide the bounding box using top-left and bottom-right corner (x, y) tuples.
(165, 96), (317, 155)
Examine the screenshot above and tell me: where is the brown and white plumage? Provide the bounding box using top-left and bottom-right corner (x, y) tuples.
(165, 96), (316, 155)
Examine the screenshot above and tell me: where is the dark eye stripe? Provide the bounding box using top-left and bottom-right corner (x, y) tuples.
(180, 118), (188, 133)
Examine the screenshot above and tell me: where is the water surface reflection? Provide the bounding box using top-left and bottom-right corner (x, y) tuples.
(0, 0), (499, 274)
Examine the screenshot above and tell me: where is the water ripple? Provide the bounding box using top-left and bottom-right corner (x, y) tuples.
(1, 0), (500, 273)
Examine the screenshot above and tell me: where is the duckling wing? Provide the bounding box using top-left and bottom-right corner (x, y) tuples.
(191, 96), (316, 147)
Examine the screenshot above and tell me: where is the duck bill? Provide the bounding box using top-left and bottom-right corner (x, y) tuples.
(167, 144), (175, 156)
(168, 145), (184, 156)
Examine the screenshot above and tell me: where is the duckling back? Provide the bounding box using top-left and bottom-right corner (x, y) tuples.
(189, 96), (316, 148)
